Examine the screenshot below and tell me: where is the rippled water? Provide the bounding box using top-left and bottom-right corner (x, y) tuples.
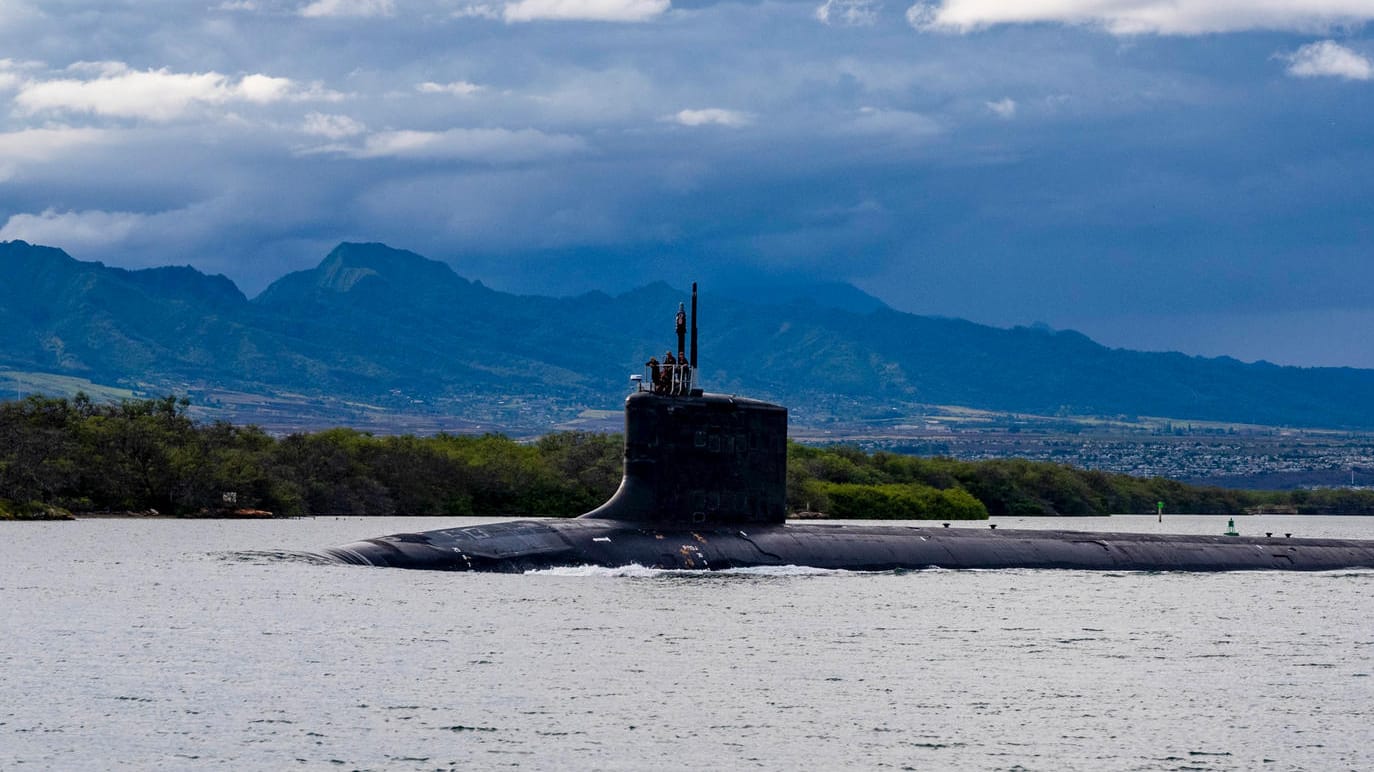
(3, 515), (1374, 770)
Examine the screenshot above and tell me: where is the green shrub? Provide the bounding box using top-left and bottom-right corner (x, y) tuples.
(820, 482), (987, 520)
(0, 499), (74, 520)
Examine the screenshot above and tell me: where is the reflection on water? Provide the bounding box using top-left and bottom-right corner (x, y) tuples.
(2, 515), (1373, 770)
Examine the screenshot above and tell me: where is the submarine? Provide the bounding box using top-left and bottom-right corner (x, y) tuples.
(323, 284), (1374, 573)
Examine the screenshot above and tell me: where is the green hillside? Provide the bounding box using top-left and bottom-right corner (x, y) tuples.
(5, 238), (1374, 431)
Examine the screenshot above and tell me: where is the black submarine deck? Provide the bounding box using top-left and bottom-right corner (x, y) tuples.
(323, 518), (1374, 572)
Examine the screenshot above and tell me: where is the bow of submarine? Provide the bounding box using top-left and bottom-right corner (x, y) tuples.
(322, 519), (597, 572)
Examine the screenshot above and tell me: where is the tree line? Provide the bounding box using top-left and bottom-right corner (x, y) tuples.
(0, 395), (619, 518)
(4, 394), (1374, 519)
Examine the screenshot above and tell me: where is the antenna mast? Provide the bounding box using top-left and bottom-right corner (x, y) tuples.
(690, 282), (698, 370)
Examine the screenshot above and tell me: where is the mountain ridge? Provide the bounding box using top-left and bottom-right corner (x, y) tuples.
(4, 238), (1374, 432)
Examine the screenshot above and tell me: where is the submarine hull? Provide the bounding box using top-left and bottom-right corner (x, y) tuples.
(323, 518), (1374, 572)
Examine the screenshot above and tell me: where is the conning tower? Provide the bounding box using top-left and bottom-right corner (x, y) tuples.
(581, 283), (789, 526)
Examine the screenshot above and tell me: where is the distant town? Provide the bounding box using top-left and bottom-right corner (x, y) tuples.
(787, 401), (1374, 490)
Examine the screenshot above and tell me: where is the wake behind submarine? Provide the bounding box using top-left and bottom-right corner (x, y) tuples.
(323, 284), (1374, 573)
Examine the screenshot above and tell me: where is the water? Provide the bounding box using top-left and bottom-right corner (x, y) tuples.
(3, 515), (1374, 770)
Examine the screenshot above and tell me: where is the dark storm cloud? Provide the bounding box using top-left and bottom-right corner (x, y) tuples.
(0, 0), (1372, 364)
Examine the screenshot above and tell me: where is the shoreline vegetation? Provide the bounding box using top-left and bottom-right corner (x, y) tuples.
(5, 395), (1374, 521)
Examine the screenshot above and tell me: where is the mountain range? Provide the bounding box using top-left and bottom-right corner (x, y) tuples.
(4, 238), (1374, 433)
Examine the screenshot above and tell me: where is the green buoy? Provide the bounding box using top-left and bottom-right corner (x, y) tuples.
(1225, 517), (1239, 536)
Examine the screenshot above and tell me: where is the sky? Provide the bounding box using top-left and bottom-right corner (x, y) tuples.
(1, 0), (1372, 367)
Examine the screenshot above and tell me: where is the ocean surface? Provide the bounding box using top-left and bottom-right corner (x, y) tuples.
(3, 514), (1373, 771)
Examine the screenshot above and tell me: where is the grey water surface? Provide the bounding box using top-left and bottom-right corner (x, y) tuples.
(3, 515), (1373, 771)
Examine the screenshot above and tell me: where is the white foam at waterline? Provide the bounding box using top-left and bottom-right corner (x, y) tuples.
(526, 563), (852, 577)
(528, 563), (669, 577)
(719, 564), (849, 576)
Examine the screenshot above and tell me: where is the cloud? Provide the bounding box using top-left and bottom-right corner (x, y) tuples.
(670, 108), (753, 127)
(816, 0), (880, 26)
(452, 3), (503, 19)
(347, 127), (585, 162)
(848, 106), (940, 136)
(986, 97), (1016, 118)
(302, 112), (366, 138)
(0, 126), (109, 155)
(14, 65), (312, 121)
(0, 58), (39, 91)
(0, 127), (110, 179)
(1283, 40), (1374, 80)
(237, 74), (297, 103)
(0, 208), (147, 251)
(906, 0), (1374, 35)
(299, 0), (394, 17)
(418, 81), (484, 96)
(523, 67), (658, 124)
(502, 0), (670, 23)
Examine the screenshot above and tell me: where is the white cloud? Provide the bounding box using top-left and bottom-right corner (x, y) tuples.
(302, 112), (366, 138)
(0, 125), (112, 185)
(0, 58), (40, 91)
(0, 208), (147, 251)
(906, 0), (1374, 35)
(816, 0), (880, 26)
(65, 60), (132, 77)
(453, 3), (503, 18)
(849, 106), (940, 136)
(347, 127), (585, 162)
(503, 0), (670, 23)
(986, 97), (1016, 118)
(1283, 40), (1374, 80)
(237, 73), (297, 102)
(299, 0), (394, 17)
(418, 81), (484, 96)
(216, 1), (259, 10)
(14, 66), (313, 121)
(0, 126), (109, 163)
(671, 108), (753, 127)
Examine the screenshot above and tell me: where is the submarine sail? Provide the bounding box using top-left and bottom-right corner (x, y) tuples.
(322, 284), (1374, 573)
